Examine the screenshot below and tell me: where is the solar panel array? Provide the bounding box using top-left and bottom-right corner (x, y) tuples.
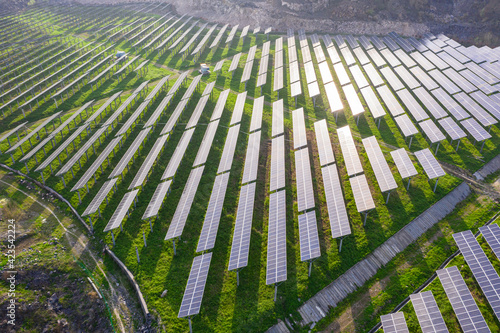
(165, 166), (205, 241)
(197, 173), (230, 252)
(162, 128), (195, 180)
(410, 291), (449, 333)
(350, 174), (375, 213)
(298, 211), (321, 261)
(230, 91), (247, 125)
(103, 189), (139, 232)
(82, 178), (117, 217)
(295, 148), (315, 211)
(436, 266), (490, 333)
(479, 224), (500, 260)
(390, 148), (418, 180)
(270, 135), (285, 192)
(218, 124), (240, 174)
(337, 126), (363, 177)
(241, 131), (261, 184)
(414, 149), (445, 180)
(453, 230), (500, 320)
(362, 136), (397, 193)
(178, 253), (212, 318)
(129, 134), (168, 189)
(228, 182), (256, 271)
(380, 312), (409, 333)
(313, 119), (335, 166)
(142, 180), (172, 220)
(322, 164), (351, 238)
(266, 190), (287, 285)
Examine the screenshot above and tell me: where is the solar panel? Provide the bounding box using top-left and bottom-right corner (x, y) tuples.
(358, 36), (373, 50)
(458, 69), (497, 95)
(414, 148), (445, 179)
(228, 53), (241, 72)
(210, 89), (230, 121)
(383, 36), (400, 51)
(343, 84), (365, 117)
(396, 89), (429, 122)
(167, 71), (189, 96)
(301, 46), (312, 63)
(411, 87), (447, 120)
(337, 126), (363, 176)
(217, 124), (240, 174)
(419, 119), (446, 144)
(129, 135), (169, 189)
(367, 48), (387, 68)
(326, 46), (341, 64)
(324, 81), (344, 112)
(295, 148), (315, 211)
(272, 99), (284, 137)
(377, 85), (404, 117)
(349, 64), (369, 89)
(160, 99), (188, 135)
(393, 49), (417, 68)
(142, 180), (172, 220)
(480, 224), (500, 260)
(393, 66), (420, 90)
(470, 91), (500, 121)
(370, 36), (387, 50)
(86, 91), (122, 125)
(230, 91), (247, 125)
(103, 189), (139, 232)
(291, 81), (302, 98)
(314, 119), (335, 166)
(144, 94), (173, 128)
(362, 63), (384, 87)
(380, 48), (401, 67)
(340, 46), (356, 66)
(145, 76), (170, 101)
(333, 62), (351, 86)
(108, 128), (150, 179)
(430, 88), (469, 121)
(313, 45), (326, 63)
(390, 148), (418, 180)
(240, 25), (250, 39)
(428, 69), (461, 95)
(352, 47), (370, 65)
(380, 312), (409, 333)
(178, 252), (212, 318)
(115, 101), (150, 137)
(249, 96), (264, 132)
(258, 56), (269, 76)
(228, 182), (256, 271)
(298, 211), (321, 262)
(71, 137), (122, 191)
(321, 164), (350, 238)
(186, 94), (210, 129)
(350, 174), (375, 213)
(410, 51), (435, 71)
(246, 45), (257, 63)
(210, 24), (228, 48)
(273, 66), (284, 91)
(455, 92), (497, 127)
(213, 59), (225, 72)
(202, 81), (215, 97)
(181, 75), (201, 101)
(242, 131), (261, 184)
(270, 135), (286, 192)
(442, 68), (476, 93)
(289, 45), (298, 64)
(437, 51), (466, 72)
(274, 50), (284, 69)
(303, 61), (316, 84)
(197, 172), (230, 252)
(318, 61), (333, 84)
(266, 189), (287, 285)
(360, 86), (386, 119)
(362, 136), (397, 193)
(190, 23), (218, 55)
(410, 291), (449, 333)
(275, 37), (283, 53)
(410, 67), (439, 91)
(165, 166), (205, 240)
(240, 59), (254, 83)
(460, 118), (492, 142)
(82, 178), (118, 217)
(289, 61), (300, 83)
(162, 128), (195, 180)
(193, 121), (219, 167)
(292, 108), (307, 149)
(380, 66), (405, 91)
(322, 34), (333, 48)
(436, 266), (490, 333)
(438, 117), (466, 141)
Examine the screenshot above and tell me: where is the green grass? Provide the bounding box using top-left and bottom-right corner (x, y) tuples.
(1, 5), (500, 333)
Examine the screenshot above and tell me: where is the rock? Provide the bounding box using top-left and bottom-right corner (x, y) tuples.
(161, 290), (168, 298)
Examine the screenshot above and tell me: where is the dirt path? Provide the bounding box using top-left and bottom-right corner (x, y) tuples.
(0, 178), (133, 332)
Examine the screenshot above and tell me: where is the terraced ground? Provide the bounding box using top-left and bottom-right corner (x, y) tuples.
(0, 2), (500, 332)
